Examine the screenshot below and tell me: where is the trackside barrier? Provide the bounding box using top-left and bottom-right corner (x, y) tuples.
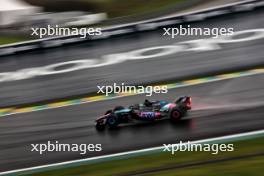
(0, 129), (264, 176)
(0, 0), (263, 57)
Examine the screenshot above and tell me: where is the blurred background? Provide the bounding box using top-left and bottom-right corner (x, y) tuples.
(0, 0), (241, 44)
(0, 0), (263, 176)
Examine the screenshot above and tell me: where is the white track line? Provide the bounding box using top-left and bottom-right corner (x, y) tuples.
(0, 129), (263, 175)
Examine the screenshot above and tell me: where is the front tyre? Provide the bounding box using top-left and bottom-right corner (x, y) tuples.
(107, 115), (119, 129)
(96, 122), (106, 131)
(170, 108), (182, 122)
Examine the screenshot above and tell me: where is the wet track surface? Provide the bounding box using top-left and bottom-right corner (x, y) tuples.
(0, 9), (264, 107)
(0, 73), (263, 172)
(0, 6), (264, 173)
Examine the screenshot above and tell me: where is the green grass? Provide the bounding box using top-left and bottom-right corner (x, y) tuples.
(0, 36), (28, 45)
(18, 136), (264, 176)
(25, 0), (185, 18)
(150, 157), (264, 176)
(95, 0), (185, 18)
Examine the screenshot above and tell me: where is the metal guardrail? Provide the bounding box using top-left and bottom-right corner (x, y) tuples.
(0, 0), (263, 57)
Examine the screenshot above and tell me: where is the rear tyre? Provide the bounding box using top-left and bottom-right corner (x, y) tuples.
(170, 108), (182, 122)
(107, 115), (119, 129)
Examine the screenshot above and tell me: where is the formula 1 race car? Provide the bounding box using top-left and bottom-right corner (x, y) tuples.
(95, 96), (192, 130)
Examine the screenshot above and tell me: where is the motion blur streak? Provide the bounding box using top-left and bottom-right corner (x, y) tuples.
(0, 5), (264, 174)
(0, 68), (263, 117)
(1, 28), (264, 83)
(0, 9), (264, 107)
(0, 73), (263, 172)
(1, 129), (263, 176)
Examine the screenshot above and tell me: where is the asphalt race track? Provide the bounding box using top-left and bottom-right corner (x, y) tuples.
(0, 8), (264, 107)
(0, 7), (264, 173)
(0, 73), (264, 172)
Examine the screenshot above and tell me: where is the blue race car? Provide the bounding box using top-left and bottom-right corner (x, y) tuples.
(95, 96), (192, 130)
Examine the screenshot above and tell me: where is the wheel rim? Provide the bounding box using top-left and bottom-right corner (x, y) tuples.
(172, 111), (180, 119)
(108, 118), (116, 125)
